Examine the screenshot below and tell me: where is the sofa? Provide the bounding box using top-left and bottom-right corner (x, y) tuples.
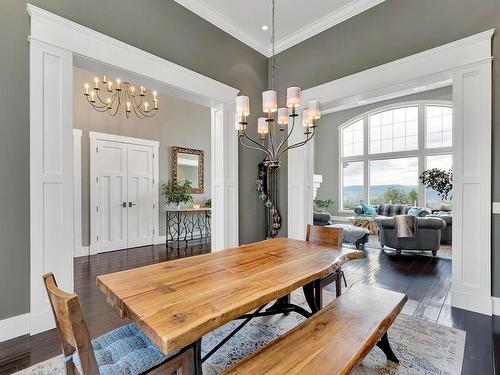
(354, 203), (431, 218)
(374, 216), (446, 255)
(428, 213), (452, 244)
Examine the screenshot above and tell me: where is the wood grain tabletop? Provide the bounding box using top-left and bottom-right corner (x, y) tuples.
(97, 237), (365, 354)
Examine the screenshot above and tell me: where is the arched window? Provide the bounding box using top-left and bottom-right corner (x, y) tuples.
(339, 101), (452, 211)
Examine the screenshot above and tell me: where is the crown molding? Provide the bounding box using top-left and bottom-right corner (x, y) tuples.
(173, 0), (270, 56)
(174, 0), (385, 57)
(273, 0), (386, 55)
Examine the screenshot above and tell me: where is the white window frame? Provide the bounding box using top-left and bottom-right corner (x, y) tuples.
(338, 100), (452, 212)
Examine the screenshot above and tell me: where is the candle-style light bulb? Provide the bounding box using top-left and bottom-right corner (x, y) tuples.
(94, 77), (99, 89)
(90, 90), (95, 102)
(84, 83), (89, 95)
(308, 100), (321, 119)
(262, 90), (277, 113)
(286, 87), (301, 109)
(126, 102), (131, 112)
(258, 117), (269, 134)
(103, 75), (107, 83)
(107, 98), (111, 108)
(108, 81), (112, 92)
(144, 102), (149, 111)
(236, 96), (250, 117)
(277, 108), (289, 125)
(140, 86), (145, 96)
(116, 79), (121, 90)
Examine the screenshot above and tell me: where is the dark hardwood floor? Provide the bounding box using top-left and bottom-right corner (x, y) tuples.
(0, 243), (494, 375)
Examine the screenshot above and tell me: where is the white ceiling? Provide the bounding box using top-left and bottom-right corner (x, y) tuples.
(174, 0), (385, 56)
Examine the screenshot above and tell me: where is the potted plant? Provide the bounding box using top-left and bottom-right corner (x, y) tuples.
(419, 168), (453, 209)
(162, 180), (193, 209)
(313, 198), (335, 213)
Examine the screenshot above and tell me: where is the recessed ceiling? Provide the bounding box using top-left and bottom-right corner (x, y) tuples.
(174, 0), (385, 57)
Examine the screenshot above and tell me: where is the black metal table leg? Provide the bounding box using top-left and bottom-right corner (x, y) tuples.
(376, 332), (399, 363)
(192, 338), (203, 374)
(303, 281), (319, 314)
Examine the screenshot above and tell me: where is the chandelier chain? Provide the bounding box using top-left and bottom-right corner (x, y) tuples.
(271, 0), (275, 91)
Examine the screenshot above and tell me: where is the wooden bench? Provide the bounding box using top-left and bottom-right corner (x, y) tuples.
(222, 285), (407, 375)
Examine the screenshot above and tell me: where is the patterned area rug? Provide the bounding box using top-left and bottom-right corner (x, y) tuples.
(15, 290), (464, 375)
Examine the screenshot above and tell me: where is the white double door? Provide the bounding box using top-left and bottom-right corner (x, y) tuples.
(94, 139), (155, 252)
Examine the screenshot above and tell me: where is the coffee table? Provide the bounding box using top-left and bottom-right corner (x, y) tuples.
(348, 216), (378, 235)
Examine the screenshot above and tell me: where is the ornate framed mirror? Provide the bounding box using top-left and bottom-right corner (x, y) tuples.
(171, 146), (204, 193)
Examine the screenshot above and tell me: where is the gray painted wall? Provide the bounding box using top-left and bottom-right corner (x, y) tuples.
(271, 0), (500, 296)
(74, 67), (211, 246)
(315, 87), (452, 218)
(0, 0), (267, 320)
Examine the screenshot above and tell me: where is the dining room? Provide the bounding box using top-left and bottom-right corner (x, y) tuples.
(1, 1), (499, 375)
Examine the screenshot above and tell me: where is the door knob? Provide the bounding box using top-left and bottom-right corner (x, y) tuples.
(122, 202), (127, 208)
(129, 202), (136, 207)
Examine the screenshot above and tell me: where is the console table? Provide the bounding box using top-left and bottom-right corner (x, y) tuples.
(166, 208), (211, 245)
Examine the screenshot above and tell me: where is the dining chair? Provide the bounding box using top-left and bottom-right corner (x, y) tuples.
(305, 224), (347, 307)
(43, 272), (192, 375)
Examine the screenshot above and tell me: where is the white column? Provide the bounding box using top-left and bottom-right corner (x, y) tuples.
(288, 113), (314, 240)
(30, 39), (74, 333)
(211, 104), (238, 250)
(73, 129), (83, 257)
(451, 59), (492, 315)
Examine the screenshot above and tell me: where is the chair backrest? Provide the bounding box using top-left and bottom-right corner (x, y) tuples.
(43, 273), (99, 375)
(306, 224), (343, 247)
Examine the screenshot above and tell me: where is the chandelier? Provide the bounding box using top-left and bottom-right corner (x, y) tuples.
(84, 76), (159, 119)
(235, 0), (321, 169)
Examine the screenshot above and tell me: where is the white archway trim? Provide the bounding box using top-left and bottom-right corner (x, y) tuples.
(27, 4), (239, 336)
(289, 29), (494, 315)
(27, 4), (238, 106)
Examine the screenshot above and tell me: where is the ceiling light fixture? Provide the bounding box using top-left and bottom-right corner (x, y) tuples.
(235, 0), (321, 169)
(84, 75), (159, 119)
(262, 25), (268, 31)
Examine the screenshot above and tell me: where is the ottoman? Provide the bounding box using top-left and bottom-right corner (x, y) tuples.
(328, 224), (370, 250)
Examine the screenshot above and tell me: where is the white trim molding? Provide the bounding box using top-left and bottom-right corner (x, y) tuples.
(26, 4), (239, 106)
(28, 4), (239, 335)
(73, 129), (83, 259)
(173, 0), (385, 57)
(274, 0), (385, 56)
(0, 313), (30, 342)
(291, 29), (494, 315)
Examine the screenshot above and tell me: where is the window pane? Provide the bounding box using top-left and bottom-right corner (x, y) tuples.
(342, 161), (363, 210)
(426, 154), (453, 210)
(342, 119), (364, 157)
(369, 157), (418, 205)
(369, 106), (419, 154)
(426, 105), (453, 148)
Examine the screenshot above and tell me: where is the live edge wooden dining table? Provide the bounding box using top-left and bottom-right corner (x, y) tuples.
(97, 237), (365, 374)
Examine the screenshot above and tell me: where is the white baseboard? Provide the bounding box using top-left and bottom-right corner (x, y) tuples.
(0, 313), (30, 342)
(451, 289), (492, 316)
(74, 246), (90, 258)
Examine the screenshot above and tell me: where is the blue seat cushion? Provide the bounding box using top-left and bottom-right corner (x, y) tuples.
(72, 323), (171, 375)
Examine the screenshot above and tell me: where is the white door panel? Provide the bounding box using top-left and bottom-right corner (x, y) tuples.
(127, 144), (154, 248)
(92, 138), (154, 252)
(96, 140), (128, 252)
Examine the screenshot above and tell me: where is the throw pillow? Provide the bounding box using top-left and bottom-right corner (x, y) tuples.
(362, 204), (377, 216)
(407, 207), (422, 216)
